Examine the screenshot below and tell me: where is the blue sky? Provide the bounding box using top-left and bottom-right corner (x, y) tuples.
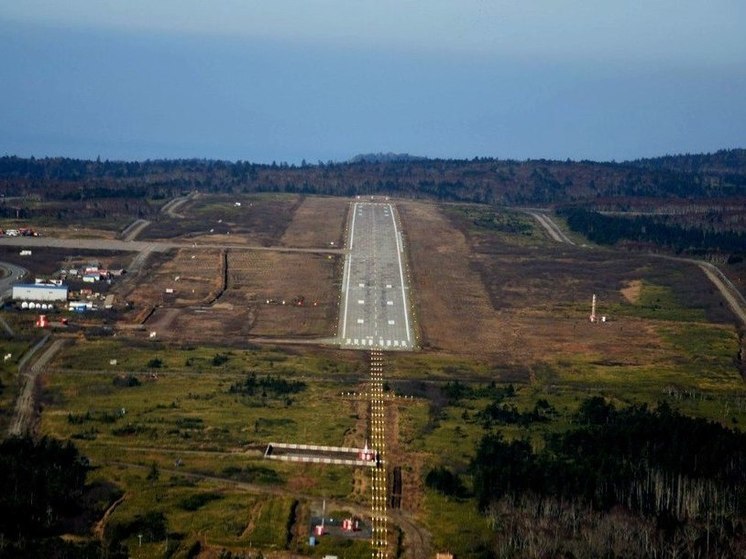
(1, 1), (745, 163)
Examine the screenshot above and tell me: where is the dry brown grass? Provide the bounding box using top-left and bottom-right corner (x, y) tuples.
(398, 201), (695, 368)
(142, 193), (302, 245)
(123, 247), (341, 343)
(398, 201), (508, 356)
(280, 196), (349, 248)
(38, 227), (118, 240)
(117, 195), (345, 344)
(127, 248), (224, 310)
(621, 280), (642, 303)
(222, 250), (340, 338)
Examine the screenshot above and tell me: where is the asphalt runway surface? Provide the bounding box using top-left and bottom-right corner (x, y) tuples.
(339, 202), (413, 350)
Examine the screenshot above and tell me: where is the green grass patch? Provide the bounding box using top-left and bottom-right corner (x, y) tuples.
(659, 323), (737, 364)
(611, 281), (707, 321)
(177, 491), (223, 511)
(41, 369), (357, 451)
(424, 491), (493, 559)
(444, 205), (536, 236)
(248, 496), (295, 548)
(307, 535), (372, 559)
(221, 464), (283, 485)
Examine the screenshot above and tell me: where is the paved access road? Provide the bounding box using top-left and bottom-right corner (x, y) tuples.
(0, 236), (342, 255)
(0, 261), (28, 299)
(340, 202), (413, 350)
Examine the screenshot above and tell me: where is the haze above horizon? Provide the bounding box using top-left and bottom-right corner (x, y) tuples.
(1, 1), (745, 164)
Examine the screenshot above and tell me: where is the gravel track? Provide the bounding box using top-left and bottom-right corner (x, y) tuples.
(120, 219), (151, 241)
(526, 211), (576, 245)
(6, 338), (66, 438)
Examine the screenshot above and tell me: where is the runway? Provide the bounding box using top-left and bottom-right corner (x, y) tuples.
(339, 202), (413, 350)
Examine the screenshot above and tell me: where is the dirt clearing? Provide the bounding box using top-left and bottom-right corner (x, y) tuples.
(621, 280), (642, 303)
(126, 248), (341, 343)
(280, 196), (349, 248)
(125, 248), (224, 312)
(223, 250), (341, 338)
(398, 201), (502, 355)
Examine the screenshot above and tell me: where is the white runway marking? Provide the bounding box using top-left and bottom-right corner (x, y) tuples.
(340, 203), (358, 339)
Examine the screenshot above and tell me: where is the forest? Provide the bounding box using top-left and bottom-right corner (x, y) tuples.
(0, 436), (125, 558)
(1, 150), (745, 206)
(560, 207), (746, 256)
(429, 397), (746, 558)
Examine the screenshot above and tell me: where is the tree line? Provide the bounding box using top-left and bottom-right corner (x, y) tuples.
(560, 207), (745, 255)
(1, 149), (745, 205)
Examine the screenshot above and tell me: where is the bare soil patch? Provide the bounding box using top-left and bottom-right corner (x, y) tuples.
(621, 280), (642, 303)
(223, 251), (340, 338)
(124, 248), (341, 343)
(126, 248), (224, 311)
(280, 196), (349, 248)
(398, 201), (505, 356)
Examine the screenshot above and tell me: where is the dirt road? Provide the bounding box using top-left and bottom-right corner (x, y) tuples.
(696, 262), (746, 326)
(526, 211), (576, 245)
(120, 219), (151, 241)
(7, 338), (66, 438)
(161, 192), (198, 218)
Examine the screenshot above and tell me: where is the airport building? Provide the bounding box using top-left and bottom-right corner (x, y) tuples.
(12, 283), (69, 302)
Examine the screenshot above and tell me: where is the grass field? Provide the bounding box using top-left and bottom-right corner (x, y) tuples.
(38, 340), (369, 557)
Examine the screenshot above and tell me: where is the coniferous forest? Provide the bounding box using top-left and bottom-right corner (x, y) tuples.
(432, 397), (746, 557)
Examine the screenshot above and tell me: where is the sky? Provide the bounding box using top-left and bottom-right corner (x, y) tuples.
(1, 1), (745, 163)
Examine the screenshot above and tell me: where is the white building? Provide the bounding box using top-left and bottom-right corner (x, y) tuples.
(12, 284), (68, 302)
